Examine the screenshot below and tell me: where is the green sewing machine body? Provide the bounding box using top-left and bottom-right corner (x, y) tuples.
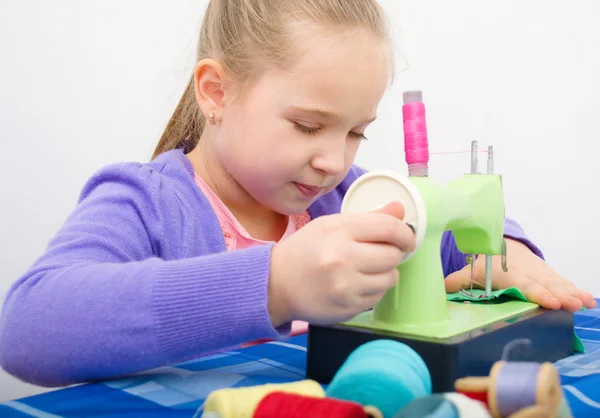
(340, 174), (539, 339)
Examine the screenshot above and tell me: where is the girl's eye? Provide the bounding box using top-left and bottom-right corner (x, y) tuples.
(349, 131), (368, 140)
(293, 122), (320, 135)
(293, 122), (368, 140)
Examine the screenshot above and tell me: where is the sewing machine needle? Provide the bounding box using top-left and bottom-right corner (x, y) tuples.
(470, 259), (475, 296)
(465, 254), (475, 296)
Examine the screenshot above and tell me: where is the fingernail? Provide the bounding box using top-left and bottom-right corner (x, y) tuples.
(406, 223), (416, 234)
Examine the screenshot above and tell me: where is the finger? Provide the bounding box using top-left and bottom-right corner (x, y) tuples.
(549, 273), (596, 309)
(372, 201), (405, 220)
(352, 242), (404, 274)
(514, 276), (561, 310)
(524, 268), (583, 312)
(359, 269), (399, 296)
(540, 282), (583, 312)
(346, 213), (416, 252)
(576, 289), (597, 309)
(564, 284), (596, 309)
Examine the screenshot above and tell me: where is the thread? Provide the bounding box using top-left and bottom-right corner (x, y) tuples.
(488, 361), (561, 418)
(501, 338), (532, 361)
(252, 392), (382, 418)
(493, 362), (538, 416)
(456, 389), (489, 407)
(326, 339), (432, 418)
(402, 90), (429, 176)
(430, 149), (489, 155)
(201, 379), (325, 418)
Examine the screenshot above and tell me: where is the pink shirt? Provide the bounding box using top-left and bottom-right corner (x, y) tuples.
(194, 174), (310, 345)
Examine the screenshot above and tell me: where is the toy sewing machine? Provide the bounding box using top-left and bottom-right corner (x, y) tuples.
(305, 90), (575, 393)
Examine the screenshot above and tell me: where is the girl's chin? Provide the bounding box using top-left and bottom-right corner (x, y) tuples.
(270, 199), (313, 216)
(257, 185), (319, 215)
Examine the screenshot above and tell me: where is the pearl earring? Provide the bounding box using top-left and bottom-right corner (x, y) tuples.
(208, 112), (216, 125)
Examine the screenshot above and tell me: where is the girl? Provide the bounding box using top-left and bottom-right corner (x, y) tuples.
(0, 0), (594, 387)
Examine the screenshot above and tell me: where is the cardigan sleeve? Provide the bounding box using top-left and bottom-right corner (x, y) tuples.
(0, 163), (285, 387)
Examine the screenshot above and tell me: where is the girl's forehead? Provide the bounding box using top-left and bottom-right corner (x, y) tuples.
(272, 37), (389, 118)
(292, 28), (390, 73)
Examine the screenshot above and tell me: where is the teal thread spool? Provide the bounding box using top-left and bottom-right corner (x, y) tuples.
(326, 339), (432, 418)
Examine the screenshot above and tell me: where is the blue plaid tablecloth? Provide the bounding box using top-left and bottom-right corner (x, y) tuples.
(2, 305), (600, 417)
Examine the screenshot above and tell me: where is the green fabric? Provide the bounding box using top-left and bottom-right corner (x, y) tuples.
(446, 288), (584, 353)
(447, 287), (527, 302)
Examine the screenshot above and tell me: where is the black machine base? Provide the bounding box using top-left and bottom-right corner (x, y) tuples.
(306, 307), (575, 393)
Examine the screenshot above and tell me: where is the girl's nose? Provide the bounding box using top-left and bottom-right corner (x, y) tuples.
(311, 144), (346, 176)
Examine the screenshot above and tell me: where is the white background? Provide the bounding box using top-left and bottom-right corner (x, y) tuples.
(1, 0), (598, 402)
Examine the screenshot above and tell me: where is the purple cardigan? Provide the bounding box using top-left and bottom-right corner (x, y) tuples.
(0, 149), (542, 387)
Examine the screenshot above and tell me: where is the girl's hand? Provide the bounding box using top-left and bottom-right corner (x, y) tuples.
(268, 201), (416, 327)
(444, 239), (596, 313)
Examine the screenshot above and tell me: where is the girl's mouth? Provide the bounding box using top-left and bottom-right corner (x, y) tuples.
(294, 182), (323, 198)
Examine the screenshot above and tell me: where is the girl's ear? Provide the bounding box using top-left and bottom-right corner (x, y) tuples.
(193, 59), (227, 122)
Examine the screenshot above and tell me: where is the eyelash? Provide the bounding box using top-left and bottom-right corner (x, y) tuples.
(293, 122), (367, 140)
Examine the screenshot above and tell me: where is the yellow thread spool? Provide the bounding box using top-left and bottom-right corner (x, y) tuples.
(202, 379), (325, 418)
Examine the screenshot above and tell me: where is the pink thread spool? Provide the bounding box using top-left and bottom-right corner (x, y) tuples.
(402, 90), (429, 177)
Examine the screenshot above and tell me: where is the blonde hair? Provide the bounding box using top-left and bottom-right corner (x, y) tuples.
(152, 0), (391, 159)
